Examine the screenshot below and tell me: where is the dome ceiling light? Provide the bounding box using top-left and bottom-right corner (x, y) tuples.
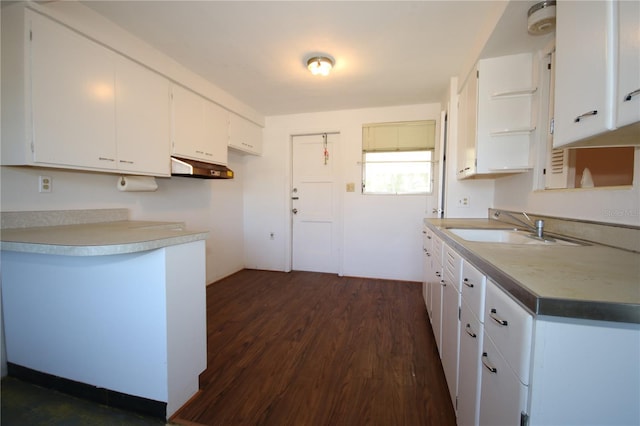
(527, 1), (556, 35)
(307, 56), (334, 76)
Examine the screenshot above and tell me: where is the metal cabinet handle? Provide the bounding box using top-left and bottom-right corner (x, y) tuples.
(465, 323), (477, 338)
(624, 89), (640, 101)
(98, 157), (115, 162)
(482, 352), (497, 373)
(463, 278), (474, 288)
(489, 308), (508, 326)
(435, 271), (441, 277)
(574, 110), (598, 122)
(440, 280), (446, 287)
(119, 160), (134, 164)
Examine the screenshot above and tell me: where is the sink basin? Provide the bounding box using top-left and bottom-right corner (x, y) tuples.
(447, 228), (583, 246)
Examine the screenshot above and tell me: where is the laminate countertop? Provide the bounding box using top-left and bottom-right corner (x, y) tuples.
(0, 220), (208, 256)
(425, 218), (640, 324)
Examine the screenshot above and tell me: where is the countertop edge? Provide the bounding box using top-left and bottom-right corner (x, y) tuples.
(424, 219), (640, 325)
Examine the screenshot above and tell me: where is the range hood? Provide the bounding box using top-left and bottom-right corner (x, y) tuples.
(171, 157), (234, 179)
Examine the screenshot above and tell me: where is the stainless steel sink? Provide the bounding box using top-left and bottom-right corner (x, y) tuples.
(446, 228), (584, 246)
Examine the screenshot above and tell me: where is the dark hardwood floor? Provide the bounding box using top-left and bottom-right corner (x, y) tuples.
(172, 269), (456, 426)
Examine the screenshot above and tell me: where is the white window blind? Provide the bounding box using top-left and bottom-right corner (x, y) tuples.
(362, 120), (436, 152)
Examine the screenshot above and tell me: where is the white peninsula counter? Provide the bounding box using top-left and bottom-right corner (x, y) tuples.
(0, 209), (209, 420)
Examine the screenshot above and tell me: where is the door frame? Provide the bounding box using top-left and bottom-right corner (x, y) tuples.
(285, 131), (343, 275)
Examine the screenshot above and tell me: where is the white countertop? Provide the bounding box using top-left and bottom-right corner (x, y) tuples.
(425, 218), (640, 324)
(0, 220), (209, 256)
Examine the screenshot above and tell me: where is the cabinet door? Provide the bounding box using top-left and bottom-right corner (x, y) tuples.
(115, 58), (171, 176)
(422, 228), (433, 312)
(476, 53), (533, 173)
(441, 281), (460, 407)
(484, 280), (533, 385)
(479, 333), (529, 426)
(616, 0), (640, 128)
(31, 13), (116, 169)
(457, 69), (478, 178)
(172, 85), (228, 165)
(431, 273), (444, 355)
(458, 301), (484, 426)
(228, 113), (262, 155)
(554, 1), (613, 147)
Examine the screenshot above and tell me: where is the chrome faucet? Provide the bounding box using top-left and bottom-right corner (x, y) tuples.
(493, 210), (545, 239)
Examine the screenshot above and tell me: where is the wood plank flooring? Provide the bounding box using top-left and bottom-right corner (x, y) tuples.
(172, 269), (456, 426)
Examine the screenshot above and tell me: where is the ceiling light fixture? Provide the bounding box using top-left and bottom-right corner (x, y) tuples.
(527, 1), (556, 35)
(307, 56), (334, 76)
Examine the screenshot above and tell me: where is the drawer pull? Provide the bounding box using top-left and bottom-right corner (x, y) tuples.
(489, 308), (508, 326)
(465, 324), (477, 338)
(624, 88), (640, 101)
(435, 271), (441, 277)
(482, 352), (497, 373)
(441, 280), (446, 287)
(574, 110), (598, 123)
(463, 278), (474, 288)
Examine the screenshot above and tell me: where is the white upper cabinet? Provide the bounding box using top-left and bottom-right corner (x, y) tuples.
(30, 11), (117, 170)
(171, 84), (228, 166)
(457, 53), (535, 179)
(616, 0), (640, 128)
(115, 58), (171, 176)
(228, 112), (263, 155)
(1, 8), (172, 176)
(554, 0), (640, 148)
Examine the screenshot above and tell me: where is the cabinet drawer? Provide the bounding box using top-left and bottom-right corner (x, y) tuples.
(479, 332), (529, 426)
(433, 234), (443, 259)
(461, 260), (487, 322)
(484, 280), (533, 384)
(443, 243), (462, 292)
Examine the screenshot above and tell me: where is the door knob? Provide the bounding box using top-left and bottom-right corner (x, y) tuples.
(292, 208), (298, 214)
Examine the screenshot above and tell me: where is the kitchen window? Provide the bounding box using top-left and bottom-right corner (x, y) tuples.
(362, 120), (436, 195)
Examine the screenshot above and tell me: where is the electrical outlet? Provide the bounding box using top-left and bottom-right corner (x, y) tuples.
(39, 176), (52, 193)
(457, 196), (470, 208)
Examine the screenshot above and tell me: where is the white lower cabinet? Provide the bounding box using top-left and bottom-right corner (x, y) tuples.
(457, 300), (483, 426)
(422, 226), (640, 425)
(441, 244), (462, 407)
(479, 279), (533, 425)
(479, 332), (529, 426)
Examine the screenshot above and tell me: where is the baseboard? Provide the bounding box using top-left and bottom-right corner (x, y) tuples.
(7, 363), (167, 419)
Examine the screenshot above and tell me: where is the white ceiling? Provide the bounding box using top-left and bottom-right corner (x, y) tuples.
(81, 1), (553, 116)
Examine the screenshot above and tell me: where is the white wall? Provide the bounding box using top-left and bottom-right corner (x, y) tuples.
(244, 104), (441, 282)
(0, 151), (247, 284)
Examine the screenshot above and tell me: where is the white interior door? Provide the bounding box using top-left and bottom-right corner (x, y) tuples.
(291, 133), (340, 273)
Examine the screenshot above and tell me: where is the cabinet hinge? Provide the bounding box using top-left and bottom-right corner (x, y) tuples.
(458, 307), (461, 320)
(455, 396), (458, 410)
(476, 69), (479, 79)
(547, 62), (551, 70)
(543, 168), (546, 175)
(550, 117), (555, 135)
(29, 30), (32, 41)
(474, 158), (478, 167)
